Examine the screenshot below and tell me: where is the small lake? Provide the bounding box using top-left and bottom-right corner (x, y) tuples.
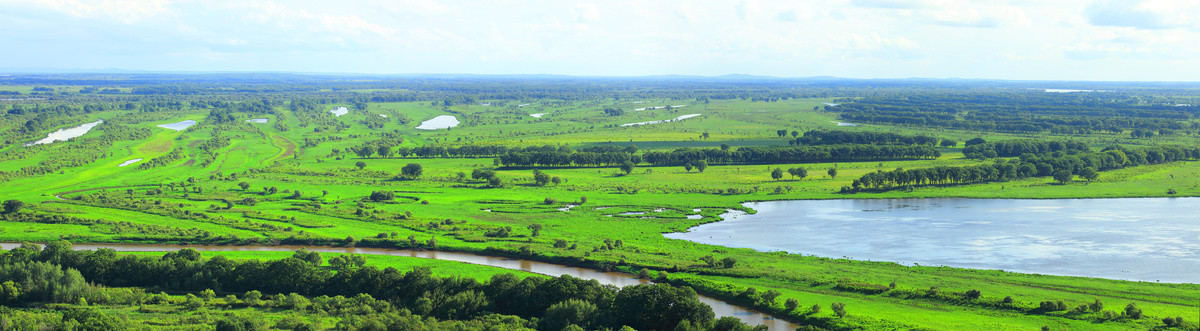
(157, 120), (197, 131)
(24, 120), (103, 146)
(0, 243), (795, 330)
(620, 113), (701, 127)
(530, 113), (546, 118)
(666, 198), (1200, 284)
(330, 107), (349, 117)
(245, 118), (269, 124)
(117, 158), (142, 167)
(415, 115), (460, 130)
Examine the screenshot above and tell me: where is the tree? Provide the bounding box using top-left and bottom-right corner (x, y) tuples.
(771, 168), (783, 180)
(831, 302), (847, 317)
(377, 145), (392, 158)
(533, 170), (550, 186)
(785, 298), (799, 311)
(401, 163), (423, 179)
(292, 248), (321, 266)
(355, 161), (366, 170)
(488, 177), (503, 187)
(620, 161), (635, 175)
(237, 182), (250, 191)
(827, 168), (838, 179)
(1052, 170), (1073, 184)
(611, 284), (714, 331)
(528, 223), (543, 237)
(369, 190), (394, 202)
(940, 139), (957, 147)
(696, 160), (708, 173)
(965, 137), (987, 146)
(542, 299), (598, 331)
(684, 163), (693, 172)
(1079, 167), (1098, 183)
(720, 257), (737, 268)
(1124, 303), (1142, 319)
(788, 167), (808, 180)
(699, 255), (717, 268)
(2, 200), (24, 214)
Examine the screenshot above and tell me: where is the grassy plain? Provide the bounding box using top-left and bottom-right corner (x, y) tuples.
(2, 95), (1198, 330)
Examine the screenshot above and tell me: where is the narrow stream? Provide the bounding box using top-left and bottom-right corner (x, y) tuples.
(0, 243), (797, 330)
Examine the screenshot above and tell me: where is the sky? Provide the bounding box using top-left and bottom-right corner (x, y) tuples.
(1, 0), (1200, 81)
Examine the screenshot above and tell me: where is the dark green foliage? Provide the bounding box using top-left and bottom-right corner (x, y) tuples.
(369, 190), (395, 202)
(401, 163), (423, 179)
(794, 130), (938, 146)
(2, 200), (23, 214)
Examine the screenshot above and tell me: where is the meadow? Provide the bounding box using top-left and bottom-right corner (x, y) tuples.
(0, 75), (1198, 330)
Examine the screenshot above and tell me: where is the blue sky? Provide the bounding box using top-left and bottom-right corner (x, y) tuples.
(1, 0), (1198, 80)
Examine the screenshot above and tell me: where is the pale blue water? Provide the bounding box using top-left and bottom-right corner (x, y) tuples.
(666, 198), (1200, 283)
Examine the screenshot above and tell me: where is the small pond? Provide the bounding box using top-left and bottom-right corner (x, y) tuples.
(25, 120), (103, 146)
(330, 107), (349, 117)
(157, 120), (197, 131)
(415, 115), (460, 130)
(117, 158), (142, 167)
(620, 114), (701, 127)
(245, 118), (269, 123)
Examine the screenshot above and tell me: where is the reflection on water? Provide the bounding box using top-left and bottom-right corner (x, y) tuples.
(157, 120), (197, 131)
(25, 120), (104, 146)
(0, 243), (796, 330)
(415, 115), (460, 130)
(666, 198), (1200, 283)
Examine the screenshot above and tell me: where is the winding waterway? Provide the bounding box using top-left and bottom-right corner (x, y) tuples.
(0, 243), (796, 330)
(666, 198), (1200, 284)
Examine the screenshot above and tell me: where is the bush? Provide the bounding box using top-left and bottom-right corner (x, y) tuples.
(831, 302), (847, 317)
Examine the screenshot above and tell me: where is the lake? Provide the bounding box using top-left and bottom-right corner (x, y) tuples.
(24, 120), (103, 146)
(157, 120), (197, 131)
(415, 115), (460, 130)
(245, 118), (269, 123)
(330, 106), (349, 117)
(665, 198), (1200, 283)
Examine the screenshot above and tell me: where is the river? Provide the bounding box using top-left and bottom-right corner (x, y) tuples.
(0, 243), (797, 330)
(665, 198), (1200, 284)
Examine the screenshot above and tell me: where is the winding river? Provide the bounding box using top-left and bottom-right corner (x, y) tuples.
(0, 243), (796, 330)
(666, 198), (1200, 284)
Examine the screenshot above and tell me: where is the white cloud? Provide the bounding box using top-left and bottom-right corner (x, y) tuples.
(1084, 0), (1197, 29)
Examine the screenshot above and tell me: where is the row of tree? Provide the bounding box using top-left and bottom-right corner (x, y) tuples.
(1, 242), (760, 331)
(793, 130), (940, 146)
(642, 145), (941, 166)
(848, 145), (1200, 190)
(963, 140), (1091, 159)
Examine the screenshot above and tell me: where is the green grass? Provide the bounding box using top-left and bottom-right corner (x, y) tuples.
(1, 96), (1198, 330)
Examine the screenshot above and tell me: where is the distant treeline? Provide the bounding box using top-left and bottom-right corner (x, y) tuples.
(1, 242), (754, 331)
(480, 145), (941, 167)
(794, 130), (939, 146)
(642, 145), (941, 166)
(963, 140), (1091, 159)
(832, 92), (1199, 134)
(848, 145), (1200, 191)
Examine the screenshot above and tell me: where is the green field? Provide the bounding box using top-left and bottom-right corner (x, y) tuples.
(0, 76), (1198, 330)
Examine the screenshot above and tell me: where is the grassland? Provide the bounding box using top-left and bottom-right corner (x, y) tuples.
(1, 79), (1198, 330)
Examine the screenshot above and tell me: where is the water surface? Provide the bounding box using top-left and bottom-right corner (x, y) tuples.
(666, 198), (1200, 283)
(25, 120), (103, 146)
(117, 158), (142, 167)
(245, 118), (269, 123)
(415, 115), (460, 130)
(157, 120), (197, 131)
(621, 114), (701, 127)
(330, 107), (349, 117)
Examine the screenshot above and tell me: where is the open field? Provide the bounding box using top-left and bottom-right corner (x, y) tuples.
(0, 75), (1198, 330)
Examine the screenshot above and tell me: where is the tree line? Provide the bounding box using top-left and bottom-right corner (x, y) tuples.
(847, 145), (1200, 191)
(1, 242), (764, 331)
(793, 130), (940, 146)
(963, 140), (1090, 159)
(642, 145), (941, 166)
